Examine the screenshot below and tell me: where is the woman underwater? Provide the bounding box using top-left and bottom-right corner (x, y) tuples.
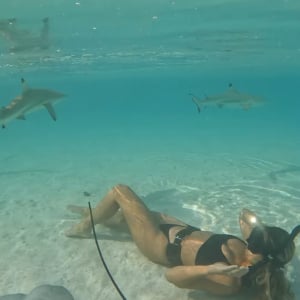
(66, 184), (299, 299)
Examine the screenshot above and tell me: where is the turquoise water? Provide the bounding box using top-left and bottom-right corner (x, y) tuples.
(0, 1), (300, 299)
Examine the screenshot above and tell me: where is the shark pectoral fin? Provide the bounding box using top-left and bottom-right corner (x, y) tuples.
(242, 103), (251, 110)
(189, 93), (201, 113)
(44, 103), (57, 121)
(16, 114), (26, 120)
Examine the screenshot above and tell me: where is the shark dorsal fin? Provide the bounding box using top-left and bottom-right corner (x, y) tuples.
(21, 78), (29, 93)
(227, 83), (238, 94)
(228, 83), (235, 91)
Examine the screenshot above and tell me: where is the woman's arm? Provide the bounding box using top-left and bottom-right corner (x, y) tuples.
(165, 263), (248, 295)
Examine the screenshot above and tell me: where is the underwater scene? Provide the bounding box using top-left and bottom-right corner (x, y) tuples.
(0, 0), (299, 299)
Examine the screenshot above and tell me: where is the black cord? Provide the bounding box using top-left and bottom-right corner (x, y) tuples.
(88, 202), (127, 300)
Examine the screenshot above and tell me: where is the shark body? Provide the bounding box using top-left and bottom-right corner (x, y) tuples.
(190, 83), (265, 113)
(0, 78), (65, 128)
(0, 17), (49, 52)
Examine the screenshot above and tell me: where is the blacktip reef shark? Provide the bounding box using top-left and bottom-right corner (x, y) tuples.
(0, 78), (65, 128)
(190, 83), (265, 113)
(0, 17), (50, 52)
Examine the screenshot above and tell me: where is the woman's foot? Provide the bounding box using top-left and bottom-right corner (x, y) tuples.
(65, 223), (92, 239)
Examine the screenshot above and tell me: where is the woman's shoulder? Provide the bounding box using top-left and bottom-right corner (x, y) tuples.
(223, 236), (248, 266)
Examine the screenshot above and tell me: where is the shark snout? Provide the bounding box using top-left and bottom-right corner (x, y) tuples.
(55, 92), (66, 99)
(47, 91), (66, 100)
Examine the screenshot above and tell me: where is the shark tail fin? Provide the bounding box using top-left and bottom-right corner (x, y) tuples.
(189, 93), (201, 113)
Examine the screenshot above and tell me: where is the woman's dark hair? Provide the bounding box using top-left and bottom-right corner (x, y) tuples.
(245, 224), (300, 299)
(244, 264), (295, 300)
(247, 225), (297, 266)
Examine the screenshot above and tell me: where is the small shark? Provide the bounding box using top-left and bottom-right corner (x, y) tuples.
(0, 78), (65, 128)
(269, 165), (300, 182)
(190, 83), (265, 113)
(0, 17), (49, 52)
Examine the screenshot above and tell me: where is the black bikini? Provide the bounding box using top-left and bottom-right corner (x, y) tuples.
(160, 224), (200, 265)
(195, 234), (245, 265)
(160, 223), (246, 266)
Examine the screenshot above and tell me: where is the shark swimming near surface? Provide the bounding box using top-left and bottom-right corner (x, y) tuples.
(0, 17), (50, 52)
(0, 78), (65, 128)
(190, 83), (265, 113)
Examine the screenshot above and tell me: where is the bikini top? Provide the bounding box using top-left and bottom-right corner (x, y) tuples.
(160, 224), (246, 266)
(195, 234), (246, 265)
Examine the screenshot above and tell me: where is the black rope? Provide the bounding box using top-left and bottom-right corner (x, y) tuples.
(88, 202), (127, 300)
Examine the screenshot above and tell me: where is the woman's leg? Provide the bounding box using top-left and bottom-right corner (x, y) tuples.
(66, 184), (169, 265)
(67, 202), (129, 232)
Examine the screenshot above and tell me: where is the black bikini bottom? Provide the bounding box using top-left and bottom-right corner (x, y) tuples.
(159, 223), (200, 266)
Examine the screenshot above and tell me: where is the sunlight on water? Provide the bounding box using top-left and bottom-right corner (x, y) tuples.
(1, 0), (300, 76)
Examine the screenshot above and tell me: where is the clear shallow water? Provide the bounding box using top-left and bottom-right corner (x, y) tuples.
(0, 1), (300, 299)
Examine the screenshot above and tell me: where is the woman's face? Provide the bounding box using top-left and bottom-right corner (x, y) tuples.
(239, 208), (264, 240)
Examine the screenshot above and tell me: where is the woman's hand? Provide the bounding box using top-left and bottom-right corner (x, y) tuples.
(208, 263), (249, 278)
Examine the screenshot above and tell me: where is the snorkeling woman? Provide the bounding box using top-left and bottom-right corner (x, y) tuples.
(66, 184), (299, 299)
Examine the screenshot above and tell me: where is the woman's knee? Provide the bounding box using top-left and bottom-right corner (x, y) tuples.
(113, 184), (135, 198)
(113, 184), (148, 212)
(114, 184), (131, 191)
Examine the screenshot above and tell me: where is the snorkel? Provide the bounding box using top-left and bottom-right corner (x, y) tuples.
(289, 225), (300, 243)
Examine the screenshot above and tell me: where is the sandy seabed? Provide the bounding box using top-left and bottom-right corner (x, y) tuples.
(0, 142), (299, 300)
